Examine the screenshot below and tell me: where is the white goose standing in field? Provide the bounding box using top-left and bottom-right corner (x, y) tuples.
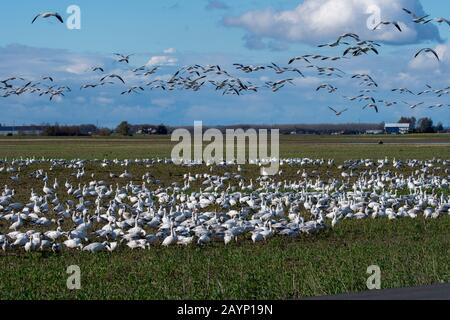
(43, 182), (54, 195)
(82, 242), (109, 253)
(9, 214), (23, 231)
(162, 225), (178, 246)
(64, 234), (83, 250)
(0, 156), (447, 252)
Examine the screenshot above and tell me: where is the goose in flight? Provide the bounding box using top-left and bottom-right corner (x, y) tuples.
(415, 48), (440, 61)
(100, 74), (125, 84)
(352, 74), (378, 87)
(430, 17), (450, 26)
(288, 55), (311, 65)
(121, 86), (144, 95)
(363, 103), (379, 113)
(318, 33), (360, 48)
(1, 77), (25, 88)
(378, 100), (398, 107)
(358, 96), (376, 104)
(417, 84), (434, 95)
(80, 84), (99, 90)
(328, 107), (348, 116)
(428, 103), (449, 109)
(392, 88), (415, 95)
(320, 56), (347, 62)
(266, 63), (288, 74)
(402, 101), (424, 109)
(113, 53), (134, 64)
(373, 21), (402, 32)
(142, 67), (159, 76)
(317, 84), (337, 93)
(132, 66), (147, 73)
(402, 8), (431, 24)
(343, 45), (378, 57)
(92, 67), (105, 73)
(404, 8), (450, 26)
(32, 12), (64, 24)
(233, 64), (266, 73)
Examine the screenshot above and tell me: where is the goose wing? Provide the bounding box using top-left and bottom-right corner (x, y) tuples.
(54, 13), (64, 23)
(328, 106), (338, 114)
(32, 14), (41, 24)
(114, 75), (125, 84)
(415, 48), (440, 61)
(427, 49), (440, 61)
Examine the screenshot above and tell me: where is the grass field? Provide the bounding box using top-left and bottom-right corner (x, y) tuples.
(1, 218), (448, 300)
(0, 134), (449, 160)
(0, 134), (449, 300)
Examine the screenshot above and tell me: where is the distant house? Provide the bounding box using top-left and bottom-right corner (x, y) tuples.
(0, 125), (44, 136)
(137, 128), (158, 135)
(384, 123), (411, 134)
(366, 130), (384, 135)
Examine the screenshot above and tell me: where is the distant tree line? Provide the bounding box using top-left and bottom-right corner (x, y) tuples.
(32, 119), (449, 137)
(398, 117), (446, 133)
(39, 123), (169, 137)
(41, 124), (99, 136)
(173, 123), (385, 135)
(114, 122), (169, 136)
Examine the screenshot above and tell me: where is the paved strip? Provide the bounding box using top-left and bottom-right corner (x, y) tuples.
(309, 283), (450, 300)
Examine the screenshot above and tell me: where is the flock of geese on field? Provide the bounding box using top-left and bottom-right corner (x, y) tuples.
(0, 157), (448, 253)
(1, 7), (450, 116)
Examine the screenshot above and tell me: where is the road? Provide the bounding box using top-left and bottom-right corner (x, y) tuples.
(310, 283), (450, 300)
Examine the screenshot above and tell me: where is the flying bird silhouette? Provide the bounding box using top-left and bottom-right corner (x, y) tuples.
(100, 74), (126, 84)
(402, 101), (424, 109)
(414, 48), (440, 61)
(373, 21), (402, 32)
(32, 12), (64, 24)
(328, 107), (348, 116)
(113, 53), (134, 64)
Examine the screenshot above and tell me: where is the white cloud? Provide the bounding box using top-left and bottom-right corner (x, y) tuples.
(224, 0), (441, 48)
(95, 97), (114, 105)
(163, 48), (176, 54)
(151, 98), (175, 108)
(1, 43), (449, 126)
(146, 55), (178, 66)
(63, 59), (92, 75)
(205, 0), (229, 11)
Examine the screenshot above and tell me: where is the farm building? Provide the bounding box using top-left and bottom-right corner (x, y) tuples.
(0, 125), (44, 136)
(384, 123), (411, 134)
(366, 129), (384, 135)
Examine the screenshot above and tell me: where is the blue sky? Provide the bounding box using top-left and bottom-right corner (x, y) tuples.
(1, 0), (450, 127)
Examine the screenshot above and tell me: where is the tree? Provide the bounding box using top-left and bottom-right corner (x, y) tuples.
(398, 117), (416, 131)
(156, 124), (168, 135)
(97, 128), (111, 136)
(116, 121), (131, 136)
(417, 117), (434, 133)
(435, 122), (444, 132)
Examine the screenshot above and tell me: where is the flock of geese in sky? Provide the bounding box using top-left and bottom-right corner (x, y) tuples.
(0, 7), (449, 116)
(0, 157), (449, 252)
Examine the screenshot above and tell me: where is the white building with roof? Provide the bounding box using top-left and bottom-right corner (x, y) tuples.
(384, 123), (411, 134)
